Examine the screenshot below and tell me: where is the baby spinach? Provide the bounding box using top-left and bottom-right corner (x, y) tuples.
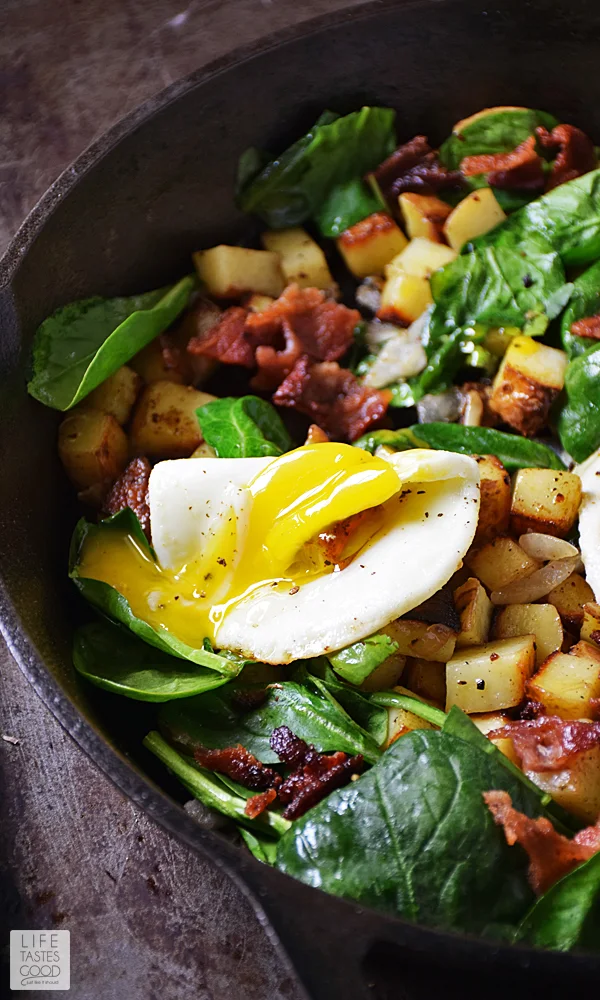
(439, 108), (558, 171)
(239, 827), (280, 864)
(238, 106), (396, 228)
(522, 168), (600, 267)
(28, 275), (196, 410)
(275, 728), (541, 933)
(69, 509), (242, 675)
(517, 852), (600, 952)
(196, 395), (292, 458)
(561, 259), (600, 359)
(369, 691), (446, 728)
(73, 620), (230, 702)
(557, 344), (600, 462)
(353, 427), (425, 454)
(314, 177), (386, 238)
(328, 634), (399, 686)
(304, 660), (389, 747)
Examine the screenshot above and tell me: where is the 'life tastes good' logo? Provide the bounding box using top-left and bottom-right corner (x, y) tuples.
(10, 930), (70, 991)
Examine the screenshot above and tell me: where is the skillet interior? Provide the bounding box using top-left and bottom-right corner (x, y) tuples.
(1, 1), (600, 996)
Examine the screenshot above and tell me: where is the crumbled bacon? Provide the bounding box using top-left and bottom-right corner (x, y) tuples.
(490, 716), (600, 773)
(484, 790), (600, 894)
(460, 135), (545, 191)
(571, 313), (600, 340)
(269, 726), (363, 820)
(194, 744), (282, 792)
(273, 356), (391, 442)
(103, 457), (152, 538)
(371, 136), (464, 201)
(245, 787), (277, 819)
(536, 124), (597, 190)
(188, 306), (255, 367)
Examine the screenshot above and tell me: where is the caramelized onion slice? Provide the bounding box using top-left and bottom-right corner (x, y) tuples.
(491, 555), (582, 605)
(518, 533), (580, 562)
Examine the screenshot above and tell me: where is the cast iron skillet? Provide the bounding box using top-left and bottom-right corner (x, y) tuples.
(1, 1), (600, 996)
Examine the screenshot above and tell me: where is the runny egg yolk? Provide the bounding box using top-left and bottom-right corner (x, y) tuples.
(77, 443), (402, 649)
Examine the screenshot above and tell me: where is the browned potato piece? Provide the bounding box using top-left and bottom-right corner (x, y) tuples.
(526, 640), (600, 719)
(261, 228), (335, 291)
(193, 245), (284, 298)
(383, 619), (457, 662)
(385, 703), (435, 748)
(466, 536), (540, 592)
(510, 468), (582, 538)
(359, 653), (406, 692)
(526, 743), (600, 823)
(58, 409), (128, 491)
(83, 366), (142, 426)
(336, 212), (408, 278)
(446, 635), (536, 713)
(403, 658), (446, 705)
(581, 602), (600, 649)
(548, 573), (594, 630)
(130, 336), (190, 385)
(454, 577), (493, 648)
(398, 193), (451, 243)
(490, 336), (567, 436)
(470, 711), (519, 764)
(493, 603), (563, 667)
(130, 382), (217, 459)
(474, 455), (511, 542)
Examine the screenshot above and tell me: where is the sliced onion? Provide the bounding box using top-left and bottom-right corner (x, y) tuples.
(365, 319), (399, 350)
(416, 388), (462, 424)
(491, 555), (582, 605)
(518, 533), (579, 561)
(363, 337), (427, 388)
(461, 390), (484, 427)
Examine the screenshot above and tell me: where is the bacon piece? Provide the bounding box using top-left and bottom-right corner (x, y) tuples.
(270, 725), (309, 768)
(372, 136), (464, 202)
(269, 726), (364, 820)
(484, 790), (600, 894)
(490, 716), (600, 773)
(103, 456), (152, 538)
(194, 744), (281, 792)
(252, 320), (303, 391)
(273, 356), (390, 442)
(460, 135), (545, 191)
(571, 314), (600, 340)
(536, 124), (597, 190)
(187, 306), (254, 367)
(245, 787), (277, 819)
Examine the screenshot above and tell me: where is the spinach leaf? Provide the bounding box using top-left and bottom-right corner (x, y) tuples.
(353, 427), (425, 454)
(561, 259), (600, 359)
(329, 634), (399, 686)
(69, 509), (242, 675)
(521, 168), (600, 267)
(557, 344), (600, 462)
(517, 852), (600, 952)
(238, 107), (396, 228)
(406, 423), (565, 471)
(315, 177), (386, 238)
(73, 620), (230, 702)
(439, 108), (558, 171)
(158, 680), (382, 765)
(276, 728), (541, 933)
(239, 827), (280, 864)
(369, 691), (446, 728)
(143, 730), (290, 836)
(196, 395), (292, 458)
(304, 660), (389, 747)
(28, 275), (196, 410)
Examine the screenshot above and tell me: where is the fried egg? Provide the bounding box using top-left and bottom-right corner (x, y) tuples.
(575, 447), (600, 600)
(78, 443), (480, 664)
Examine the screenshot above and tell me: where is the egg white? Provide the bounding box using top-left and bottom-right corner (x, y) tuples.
(575, 448), (600, 600)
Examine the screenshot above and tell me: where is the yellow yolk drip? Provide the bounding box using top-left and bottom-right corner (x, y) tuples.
(77, 443), (402, 648)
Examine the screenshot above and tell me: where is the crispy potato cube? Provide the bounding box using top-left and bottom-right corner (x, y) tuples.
(491, 336), (568, 436)
(385, 704), (435, 748)
(398, 193), (452, 243)
(403, 658), (446, 705)
(474, 454), (511, 542)
(359, 653), (406, 692)
(336, 212), (408, 278)
(191, 441), (217, 458)
(527, 640), (600, 719)
(581, 603), (600, 649)
(386, 237), (457, 279)
(470, 711), (520, 764)
(548, 573), (595, 630)
(493, 603), (563, 666)
(58, 409), (128, 491)
(261, 228), (335, 290)
(466, 536), (540, 592)
(383, 620), (457, 662)
(377, 271), (432, 325)
(244, 293), (275, 313)
(526, 743), (600, 823)
(443, 188), (506, 251)
(454, 577), (493, 648)
(130, 336), (190, 385)
(446, 635), (536, 713)
(510, 468), (582, 538)
(129, 381), (216, 459)
(83, 366), (142, 426)
(193, 245), (284, 298)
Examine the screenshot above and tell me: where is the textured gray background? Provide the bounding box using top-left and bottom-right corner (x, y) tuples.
(0, 2), (364, 997)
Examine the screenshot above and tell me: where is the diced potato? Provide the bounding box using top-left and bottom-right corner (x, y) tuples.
(58, 409), (128, 491)
(446, 635), (536, 713)
(454, 577), (493, 648)
(385, 237), (457, 278)
(510, 468), (582, 538)
(548, 573), (595, 630)
(493, 603), (564, 666)
(491, 336), (568, 436)
(385, 705), (435, 748)
(474, 454), (511, 543)
(443, 188), (506, 251)
(403, 658), (446, 704)
(193, 245), (284, 298)
(359, 653), (406, 692)
(336, 212), (408, 278)
(261, 228), (335, 290)
(483, 326), (520, 358)
(191, 441), (217, 458)
(170, 298), (221, 386)
(129, 381), (217, 459)
(377, 271), (432, 325)
(130, 336), (191, 385)
(83, 366), (142, 426)
(581, 602), (600, 649)
(527, 640), (600, 719)
(470, 711), (520, 764)
(526, 743), (600, 823)
(466, 536), (540, 592)
(383, 619), (457, 662)
(398, 193), (452, 243)
(244, 293), (275, 313)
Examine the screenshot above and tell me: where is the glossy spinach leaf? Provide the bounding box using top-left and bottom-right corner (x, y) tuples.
(239, 827), (280, 864)
(196, 395), (293, 458)
(238, 106), (396, 228)
(406, 423), (565, 471)
(329, 634), (399, 686)
(28, 275), (196, 410)
(557, 344), (600, 462)
(304, 660), (389, 747)
(315, 177), (386, 238)
(561, 259), (600, 359)
(73, 620), (230, 702)
(276, 728), (541, 933)
(521, 168), (600, 267)
(517, 852), (600, 952)
(353, 427), (425, 454)
(69, 509), (242, 675)
(439, 108), (558, 171)
(369, 690), (446, 728)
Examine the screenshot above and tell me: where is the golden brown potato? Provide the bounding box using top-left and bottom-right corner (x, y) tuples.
(377, 271), (432, 325)
(130, 336), (190, 385)
(385, 704), (435, 748)
(83, 366), (142, 426)
(510, 468), (582, 538)
(383, 619), (457, 662)
(190, 441), (217, 458)
(548, 573), (595, 630)
(490, 336), (568, 436)
(403, 658), (446, 705)
(129, 382), (216, 459)
(526, 640), (600, 719)
(470, 711), (520, 764)
(526, 743), (600, 823)
(336, 212), (407, 278)
(474, 454), (511, 542)
(454, 577), (493, 648)
(581, 602), (600, 649)
(466, 536), (540, 592)
(446, 635), (536, 713)
(261, 228), (335, 291)
(443, 188), (506, 251)
(492, 603), (563, 666)
(358, 653), (406, 692)
(58, 409), (128, 491)
(193, 245), (284, 298)
(398, 193), (451, 243)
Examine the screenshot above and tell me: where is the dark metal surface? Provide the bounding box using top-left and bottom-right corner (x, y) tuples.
(2, 2), (600, 999)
